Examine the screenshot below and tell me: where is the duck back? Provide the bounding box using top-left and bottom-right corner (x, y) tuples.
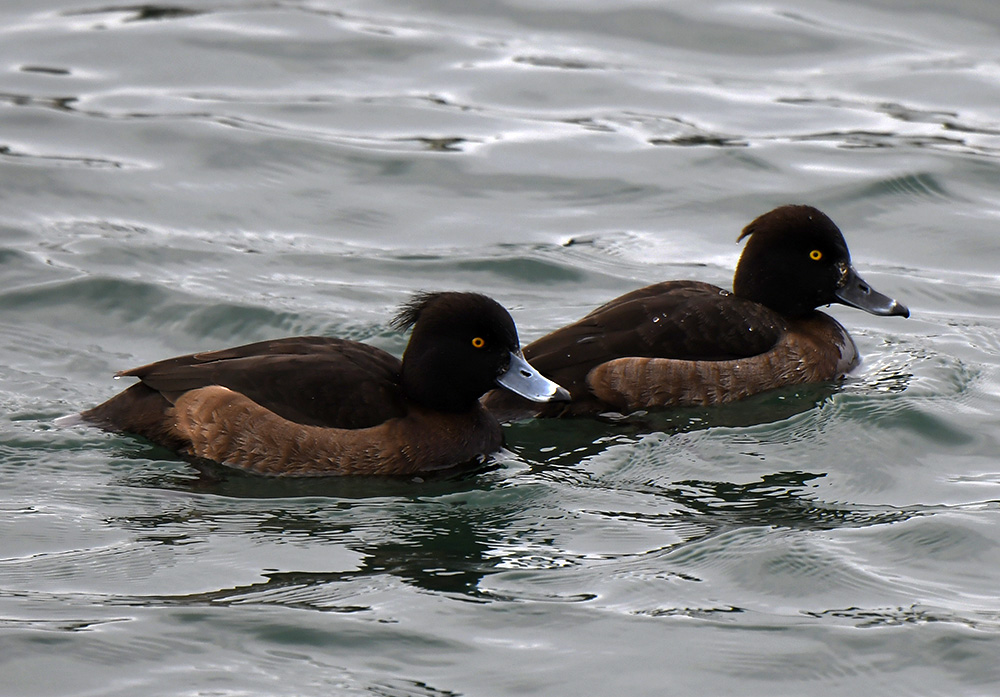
(484, 282), (858, 418)
(82, 337), (406, 448)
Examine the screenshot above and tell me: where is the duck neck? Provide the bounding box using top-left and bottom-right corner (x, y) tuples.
(733, 269), (818, 317)
(400, 351), (483, 413)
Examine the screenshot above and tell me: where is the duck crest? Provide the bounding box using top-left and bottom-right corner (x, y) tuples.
(390, 291), (441, 331)
(733, 205), (851, 317)
(74, 290), (568, 476)
(482, 204), (908, 420)
(394, 292), (523, 412)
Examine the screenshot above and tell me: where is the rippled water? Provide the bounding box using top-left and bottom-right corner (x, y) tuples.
(2, 1), (1000, 695)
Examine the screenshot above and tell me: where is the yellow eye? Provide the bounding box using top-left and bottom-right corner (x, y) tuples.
(471, 337), (485, 348)
(809, 249), (823, 261)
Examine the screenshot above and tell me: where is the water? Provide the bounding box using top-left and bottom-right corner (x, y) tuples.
(2, 0), (1000, 695)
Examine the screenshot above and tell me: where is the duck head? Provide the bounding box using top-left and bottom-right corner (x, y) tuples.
(733, 205), (909, 319)
(393, 292), (570, 411)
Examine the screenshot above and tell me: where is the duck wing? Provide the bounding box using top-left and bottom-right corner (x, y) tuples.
(121, 336), (405, 429)
(523, 281), (786, 396)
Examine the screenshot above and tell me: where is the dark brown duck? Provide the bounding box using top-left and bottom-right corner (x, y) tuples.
(483, 205), (909, 419)
(79, 292), (569, 476)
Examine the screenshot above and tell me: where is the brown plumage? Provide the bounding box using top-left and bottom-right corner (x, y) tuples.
(483, 205), (908, 419)
(81, 337), (404, 452)
(78, 292), (568, 476)
(171, 386), (500, 477)
(584, 308), (857, 411)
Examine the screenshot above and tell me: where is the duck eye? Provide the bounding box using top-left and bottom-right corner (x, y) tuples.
(809, 249), (823, 261)
(471, 337), (485, 349)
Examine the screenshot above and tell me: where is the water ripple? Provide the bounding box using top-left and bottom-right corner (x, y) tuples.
(61, 5), (204, 26)
(0, 141), (136, 169)
(806, 604), (1000, 632)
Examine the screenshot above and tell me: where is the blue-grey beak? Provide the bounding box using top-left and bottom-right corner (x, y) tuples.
(497, 351), (571, 403)
(834, 264), (909, 318)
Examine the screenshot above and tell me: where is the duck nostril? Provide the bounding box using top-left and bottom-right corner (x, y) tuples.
(520, 369), (532, 378)
(859, 282), (871, 294)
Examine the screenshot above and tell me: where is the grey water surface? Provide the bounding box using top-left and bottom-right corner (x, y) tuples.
(2, 1), (1000, 695)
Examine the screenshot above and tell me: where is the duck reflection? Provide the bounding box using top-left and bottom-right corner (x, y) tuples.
(504, 379), (844, 467)
(111, 434), (916, 614)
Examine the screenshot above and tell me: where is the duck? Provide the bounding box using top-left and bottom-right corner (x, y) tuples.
(78, 291), (570, 476)
(483, 205), (909, 419)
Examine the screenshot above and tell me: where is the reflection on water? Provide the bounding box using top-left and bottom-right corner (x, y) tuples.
(506, 381), (846, 465)
(101, 450), (918, 609)
(660, 469), (914, 531)
(62, 6), (205, 24)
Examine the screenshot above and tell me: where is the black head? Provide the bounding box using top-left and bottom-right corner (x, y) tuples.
(393, 292), (553, 411)
(733, 205), (909, 318)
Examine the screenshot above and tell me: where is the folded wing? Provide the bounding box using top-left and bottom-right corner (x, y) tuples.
(524, 281), (786, 396)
